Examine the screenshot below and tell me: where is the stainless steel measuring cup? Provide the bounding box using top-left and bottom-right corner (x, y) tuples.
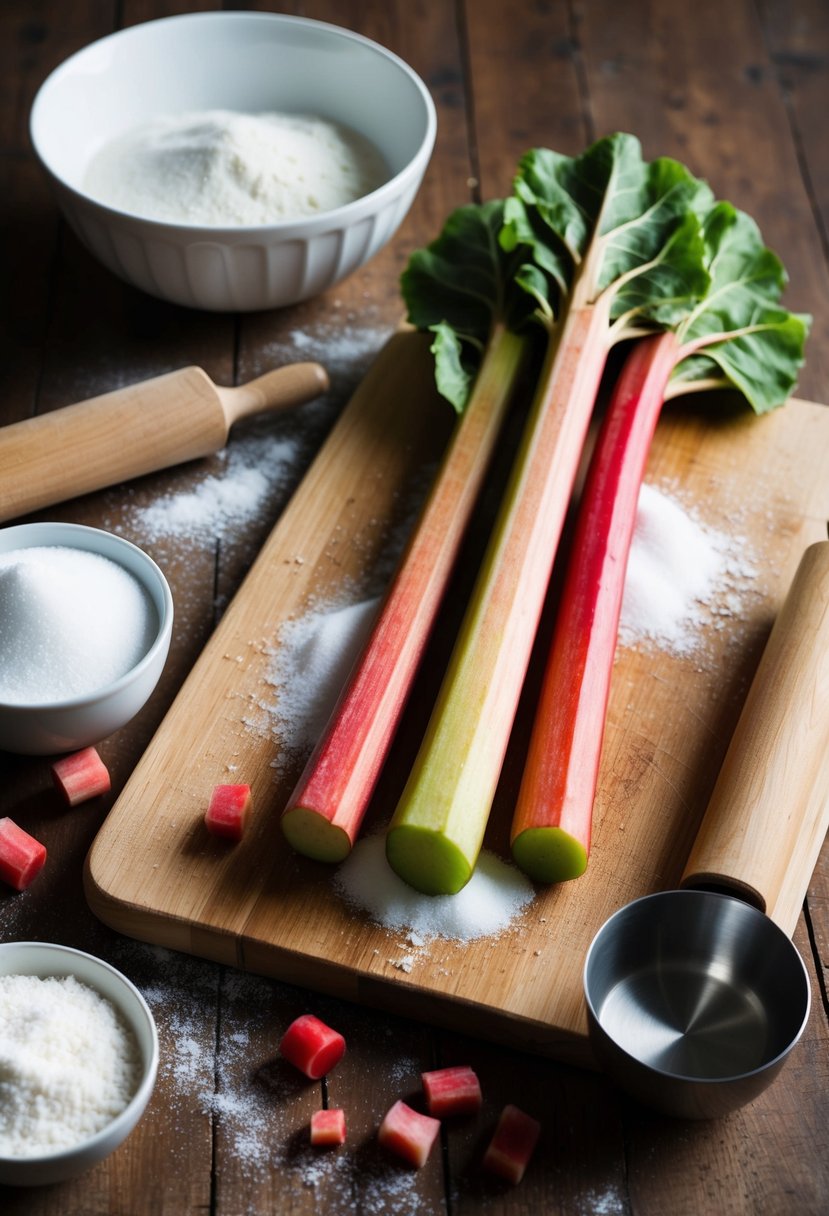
(584, 539), (829, 1119)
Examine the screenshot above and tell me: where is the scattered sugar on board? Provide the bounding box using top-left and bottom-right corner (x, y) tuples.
(335, 834), (535, 942)
(0, 973), (141, 1156)
(618, 481), (758, 656)
(0, 545), (155, 702)
(258, 597), (380, 766)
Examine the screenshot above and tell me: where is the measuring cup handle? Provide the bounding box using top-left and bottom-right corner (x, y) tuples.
(681, 540), (829, 928)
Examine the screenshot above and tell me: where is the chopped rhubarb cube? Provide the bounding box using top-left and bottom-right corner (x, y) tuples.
(378, 1099), (441, 1168)
(422, 1065), (482, 1117)
(310, 1108), (346, 1146)
(51, 746), (111, 807)
(482, 1104), (541, 1184)
(0, 817), (47, 891)
(279, 1014), (346, 1079)
(205, 784), (252, 841)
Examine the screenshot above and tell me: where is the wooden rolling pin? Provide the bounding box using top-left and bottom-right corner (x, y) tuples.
(681, 538), (829, 934)
(0, 360), (329, 523)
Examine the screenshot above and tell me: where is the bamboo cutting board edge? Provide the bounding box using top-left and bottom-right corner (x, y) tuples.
(84, 333), (829, 1060)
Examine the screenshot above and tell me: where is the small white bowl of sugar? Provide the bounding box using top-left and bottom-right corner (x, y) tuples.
(0, 522), (173, 755)
(0, 941), (159, 1187)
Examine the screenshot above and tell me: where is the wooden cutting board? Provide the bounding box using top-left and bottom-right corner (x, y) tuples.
(85, 331), (829, 1066)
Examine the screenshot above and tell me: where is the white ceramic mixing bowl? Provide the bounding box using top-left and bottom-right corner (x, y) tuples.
(29, 11), (437, 312)
(0, 522), (173, 755)
(0, 941), (159, 1187)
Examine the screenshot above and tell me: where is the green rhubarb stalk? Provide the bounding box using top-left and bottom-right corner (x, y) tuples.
(281, 202), (531, 862)
(510, 200), (810, 884)
(386, 133), (714, 895)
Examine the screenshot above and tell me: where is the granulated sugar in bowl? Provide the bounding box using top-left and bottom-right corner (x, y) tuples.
(0, 522), (173, 755)
(0, 941), (159, 1187)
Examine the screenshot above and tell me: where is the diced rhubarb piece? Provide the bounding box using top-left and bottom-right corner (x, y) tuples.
(279, 1014), (346, 1079)
(310, 1108), (346, 1146)
(0, 817), (47, 891)
(422, 1065), (482, 1117)
(51, 746), (111, 807)
(204, 784), (252, 842)
(482, 1104), (541, 1184)
(377, 1099), (441, 1168)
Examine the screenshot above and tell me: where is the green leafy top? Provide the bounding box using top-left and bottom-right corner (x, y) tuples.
(668, 202), (810, 412)
(402, 132), (808, 414)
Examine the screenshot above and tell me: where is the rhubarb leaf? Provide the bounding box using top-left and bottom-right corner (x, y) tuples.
(401, 199), (539, 412)
(503, 134), (713, 318)
(669, 202), (811, 411)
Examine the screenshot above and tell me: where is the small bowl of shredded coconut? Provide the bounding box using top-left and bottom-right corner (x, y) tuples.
(0, 941), (159, 1187)
(0, 521), (173, 754)
(29, 12), (437, 311)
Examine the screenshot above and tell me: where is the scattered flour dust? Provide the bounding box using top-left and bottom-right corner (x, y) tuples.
(618, 481), (759, 656)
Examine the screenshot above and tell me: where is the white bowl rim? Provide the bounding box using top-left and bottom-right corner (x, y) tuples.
(0, 940), (159, 1167)
(0, 521), (174, 712)
(29, 9), (438, 236)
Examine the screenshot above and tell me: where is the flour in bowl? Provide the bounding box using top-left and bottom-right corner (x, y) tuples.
(83, 109), (388, 226)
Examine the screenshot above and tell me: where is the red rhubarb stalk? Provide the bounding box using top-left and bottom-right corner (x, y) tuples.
(510, 198), (809, 884)
(281, 323), (526, 862)
(279, 1014), (346, 1079)
(510, 331), (678, 881)
(0, 817), (47, 891)
(204, 784), (252, 842)
(422, 1064), (482, 1117)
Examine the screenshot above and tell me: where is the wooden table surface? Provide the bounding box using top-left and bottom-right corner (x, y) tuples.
(2, 1), (829, 1213)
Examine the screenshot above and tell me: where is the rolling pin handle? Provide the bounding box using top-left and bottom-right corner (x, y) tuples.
(216, 362), (329, 426)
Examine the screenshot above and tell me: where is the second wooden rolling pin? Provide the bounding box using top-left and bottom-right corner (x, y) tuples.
(0, 360), (329, 523)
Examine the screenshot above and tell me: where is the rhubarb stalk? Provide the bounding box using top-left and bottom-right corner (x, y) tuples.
(511, 200), (809, 883)
(387, 134), (713, 895)
(281, 201), (531, 862)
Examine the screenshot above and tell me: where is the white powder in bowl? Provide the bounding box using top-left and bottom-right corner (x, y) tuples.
(83, 109), (388, 226)
(0, 973), (141, 1157)
(0, 545), (155, 703)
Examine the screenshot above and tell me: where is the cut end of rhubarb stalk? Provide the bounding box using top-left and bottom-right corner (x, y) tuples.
(281, 805), (353, 864)
(385, 824), (473, 896)
(511, 826), (588, 884)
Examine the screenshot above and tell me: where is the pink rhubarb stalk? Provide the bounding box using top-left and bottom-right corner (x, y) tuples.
(280, 326), (525, 863)
(510, 331), (679, 882)
(422, 1064), (482, 1117)
(51, 746), (111, 807)
(378, 1099), (441, 1168)
(310, 1108), (347, 1146)
(482, 1104), (541, 1184)
(385, 302), (613, 895)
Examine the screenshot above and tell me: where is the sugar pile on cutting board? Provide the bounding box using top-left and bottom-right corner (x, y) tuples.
(0, 545), (155, 702)
(262, 597), (380, 760)
(618, 482), (757, 655)
(334, 835), (535, 941)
